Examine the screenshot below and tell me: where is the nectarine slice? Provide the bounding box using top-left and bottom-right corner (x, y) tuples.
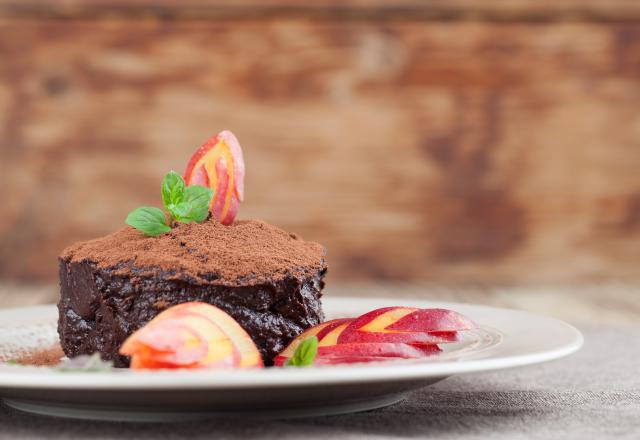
(338, 307), (469, 345)
(120, 302), (262, 369)
(183, 130), (245, 225)
(317, 342), (433, 359)
(273, 319), (352, 366)
(388, 308), (477, 332)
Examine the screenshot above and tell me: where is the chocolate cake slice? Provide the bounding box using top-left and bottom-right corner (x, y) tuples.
(57, 219), (326, 367)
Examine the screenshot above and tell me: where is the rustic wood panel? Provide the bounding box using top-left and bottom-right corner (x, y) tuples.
(1, 15), (640, 284)
(3, 1), (640, 22)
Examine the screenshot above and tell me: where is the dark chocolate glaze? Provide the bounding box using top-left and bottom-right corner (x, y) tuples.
(57, 258), (326, 367)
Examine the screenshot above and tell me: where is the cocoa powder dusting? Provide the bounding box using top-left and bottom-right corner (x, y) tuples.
(61, 219), (326, 285)
(16, 345), (65, 367)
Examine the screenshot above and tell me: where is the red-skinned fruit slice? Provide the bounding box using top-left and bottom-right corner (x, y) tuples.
(337, 307), (473, 345)
(312, 343), (442, 365)
(387, 308), (476, 332)
(183, 130), (245, 225)
(120, 302), (262, 370)
(274, 307), (476, 367)
(318, 343), (434, 359)
(411, 344), (446, 356)
(273, 319), (353, 366)
(316, 319), (353, 345)
(312, 356), (409, 365)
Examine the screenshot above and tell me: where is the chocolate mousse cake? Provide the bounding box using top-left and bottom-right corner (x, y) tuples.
(57, 219), (326, 367)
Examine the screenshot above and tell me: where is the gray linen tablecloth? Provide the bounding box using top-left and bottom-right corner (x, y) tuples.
(0, 324), (638, 439)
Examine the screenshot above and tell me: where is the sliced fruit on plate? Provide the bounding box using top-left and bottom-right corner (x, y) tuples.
(317, 321), (352, 346)
(317, 342), (438, 360)
(276, 306), (476, 366)
(338, 307), (472, 345)
(386, 308), (477, 332)
(120, 302), (263, 370)
(183, 130), (245, 225)
(273, 319), (352, 366)
(313, 343), (441, 365)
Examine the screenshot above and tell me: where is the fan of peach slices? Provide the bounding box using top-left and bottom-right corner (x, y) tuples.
(120, 302), (477, 370)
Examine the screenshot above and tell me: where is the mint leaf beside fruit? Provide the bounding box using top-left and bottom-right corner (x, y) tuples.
(126, 171), (214, 237)
(167, 201), (193, 222)
(181, 186), (214, 223)
(161, 171), (185, 208)
(286, 336), (318, 367)
(126, 207), (172, 237)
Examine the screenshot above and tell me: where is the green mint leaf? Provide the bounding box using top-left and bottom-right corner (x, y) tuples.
(181, 185), (214, 223)
(169, 186), (213, 224)
(161, 171), (186, 209)
(56, 353), (113, 372)
(286, 336), (318, 367)
(4, 359), (19, 365)
(125, 207), (171, 236)
(167, 201), (193, 221)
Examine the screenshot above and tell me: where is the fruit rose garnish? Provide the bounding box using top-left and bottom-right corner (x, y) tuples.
(120, 302), (263, 370)
(276, 307), (476, 366)
(183, 130), (245, 225)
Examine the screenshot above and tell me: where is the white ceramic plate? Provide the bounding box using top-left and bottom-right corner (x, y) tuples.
(0, 297), (582, 421)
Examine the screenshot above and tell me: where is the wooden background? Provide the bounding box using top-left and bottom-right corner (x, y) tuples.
(1, 0), (640, 286)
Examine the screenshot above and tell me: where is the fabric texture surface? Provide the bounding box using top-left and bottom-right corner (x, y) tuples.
(0, 324), (638, 439)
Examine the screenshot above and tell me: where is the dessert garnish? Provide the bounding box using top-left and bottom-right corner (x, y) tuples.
(55, 353), (114, 372)
(285, 336), (319, 367)
(126, 171), (214, 236)
(125, 129), (245, 236)
(275, 307), (476, 366)
(183, 130), (245, 225)
(98, 304), (476, 370)
(120, 302), (263, 369)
